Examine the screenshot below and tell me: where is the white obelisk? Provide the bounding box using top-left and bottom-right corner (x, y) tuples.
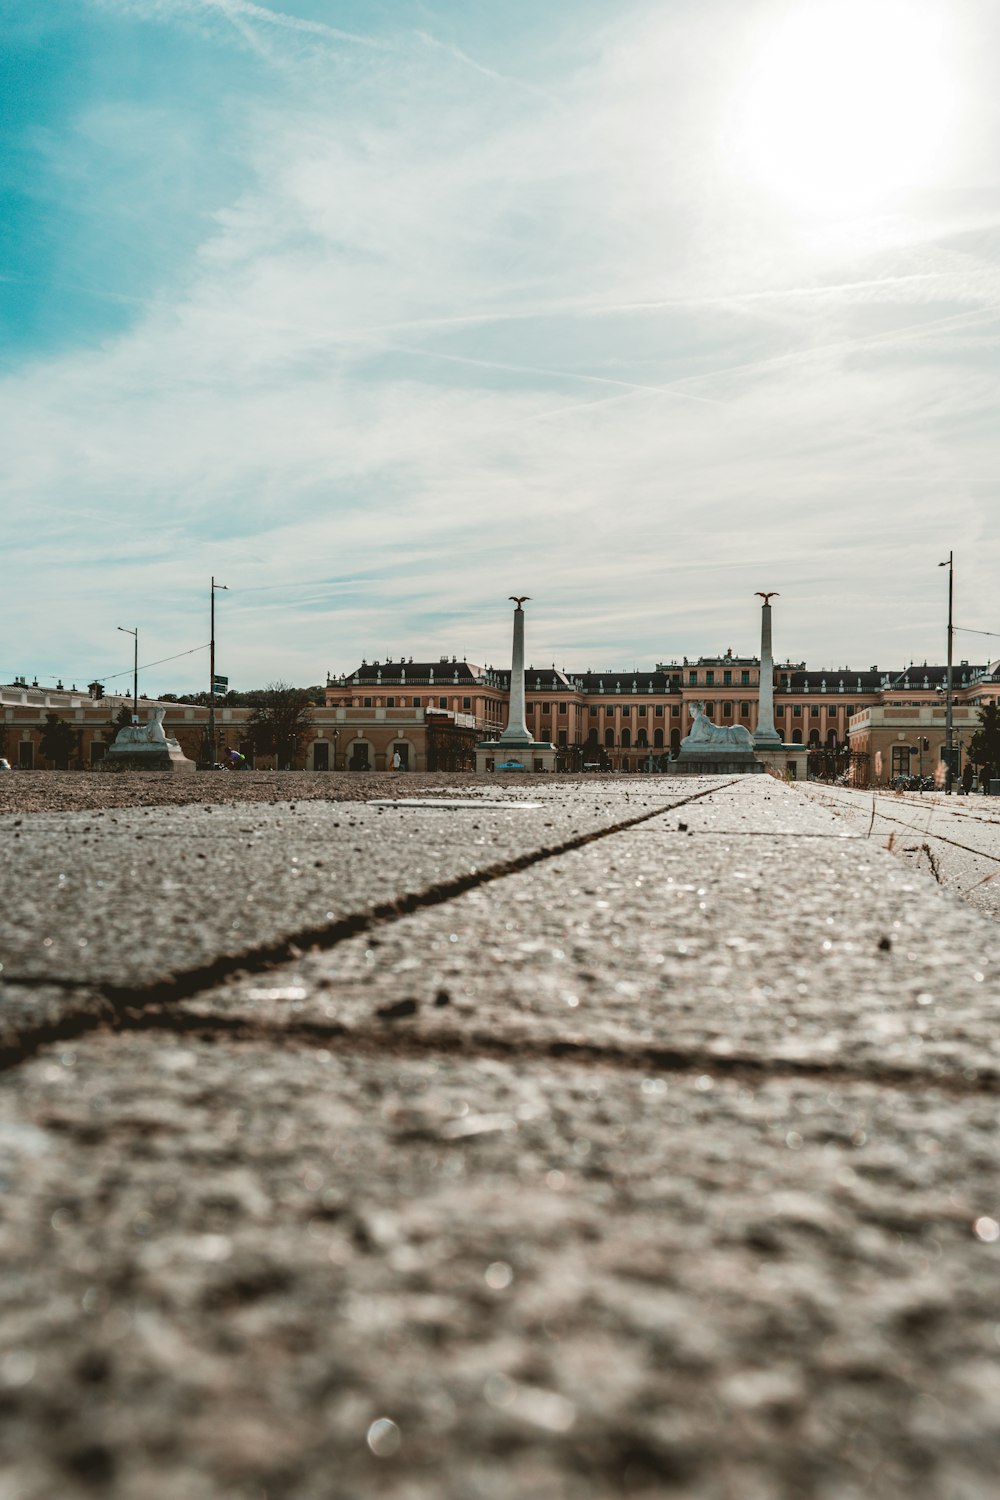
(499, 597), (531, 745)
(753, 593), (782, 746)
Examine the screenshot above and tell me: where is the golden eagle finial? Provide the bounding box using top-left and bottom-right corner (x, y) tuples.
(755, 591), (779, 605)
(509, 596), (531, 609)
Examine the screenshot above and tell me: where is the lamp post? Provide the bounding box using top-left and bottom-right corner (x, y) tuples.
(209, 577), (228, 765)
(938, 553), (953, 793)
(117, 626), (138, 721)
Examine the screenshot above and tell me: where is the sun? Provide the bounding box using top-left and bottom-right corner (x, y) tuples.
(735, 0), (958, 215)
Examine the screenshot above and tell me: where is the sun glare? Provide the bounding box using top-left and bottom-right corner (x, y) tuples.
(737, 0), (958, 214)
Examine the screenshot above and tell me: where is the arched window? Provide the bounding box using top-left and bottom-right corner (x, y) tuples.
(792, 728), (803, 744)
(636, 728), (647, 747)
(827, 729), (838, 748)
(604, 728), (614, 748)
(654, 728), (664, 748)
(809, 728), (820, 746)
(621, 728), (631, 748)
(670, 728), (681, 754)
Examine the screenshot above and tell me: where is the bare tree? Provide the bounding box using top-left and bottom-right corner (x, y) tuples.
(245, 682), (314, 768)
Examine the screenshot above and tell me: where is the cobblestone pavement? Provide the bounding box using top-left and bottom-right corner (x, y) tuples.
(1, 777), (998, 1500)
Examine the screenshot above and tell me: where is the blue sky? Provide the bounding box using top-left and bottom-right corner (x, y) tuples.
(3, 0), (999, 695)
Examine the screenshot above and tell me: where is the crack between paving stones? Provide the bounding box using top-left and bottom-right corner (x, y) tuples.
(814, 792), (1000, 865)
(81, 1006), (1000, 1097)
(0, 782), (736, 1072)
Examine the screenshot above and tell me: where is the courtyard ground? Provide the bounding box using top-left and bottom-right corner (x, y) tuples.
(1, 774), (998, 1499)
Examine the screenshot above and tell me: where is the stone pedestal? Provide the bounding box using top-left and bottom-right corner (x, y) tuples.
(667, 747), (763, 776)
(476, 740), (557, 774)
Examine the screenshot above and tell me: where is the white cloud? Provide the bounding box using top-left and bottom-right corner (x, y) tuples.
(4, 0), (1000, 691)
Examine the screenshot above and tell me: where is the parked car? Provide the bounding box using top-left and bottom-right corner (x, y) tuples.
(0, 758), (11, 772)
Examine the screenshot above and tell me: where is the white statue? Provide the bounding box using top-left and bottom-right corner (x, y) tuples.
(681, 702), (754, 749)
(114, 707), (171, 746)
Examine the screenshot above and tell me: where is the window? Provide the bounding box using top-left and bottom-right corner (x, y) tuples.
(654, 728), (664, 747)
(827, 705), (837, 715)
(387, 697), (395, 707)
(705, 702), (715, 717)
(655, 705), (664, 717)
(439, 697), (447, 709)
(723, 670), (732, 686)
(621, 728), (631, 747)
(559, 702), (567, 715)
(622, 706), (631, 717)
(604, 729), (614, 747)
(706, 671), (715, 686)
(776, 705), (784, 717)
(741, 671), (750, 685)
(722, 701), (733, 718)
(639, 704), (647, 716)
(811, 705), (820, 717)
(671, 705), (680, 716)
(558, 730), (567, 747)
(846, 704), (855, 716)
(636, 728), (647, 747)
(590, 706), (598, 717)
(793, 705), (802, 718)
(689, 671), (698, 685)
(541, 703), (550, 715)
(364, 696), (372, 707)
(463, 697), (471, 709)
(741, 702), (750, 717)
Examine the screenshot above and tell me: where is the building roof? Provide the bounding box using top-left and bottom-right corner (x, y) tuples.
(341, 659), (484, 686)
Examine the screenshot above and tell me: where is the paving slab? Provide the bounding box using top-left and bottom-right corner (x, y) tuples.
(2, 1035), (999, 1500)
(172, 818), (998, 1084)
(0, 787), (723, 992)
(802, 785), (1000, 921)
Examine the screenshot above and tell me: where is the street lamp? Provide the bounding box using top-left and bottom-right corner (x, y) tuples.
(117, 626), (138, 721)
(938, 552), (954, 792)
(209, 577), (228, 765)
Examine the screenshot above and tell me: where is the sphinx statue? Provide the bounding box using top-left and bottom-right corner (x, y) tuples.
(105, 706), (193, 773)
(681, 702), (755, 750)
(114, 707), (171, 747)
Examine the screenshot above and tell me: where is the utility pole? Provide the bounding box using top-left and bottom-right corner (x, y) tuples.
(117, 626), (138, 721)
(939, 552), (954, 793)
(209, 577), (228, 766)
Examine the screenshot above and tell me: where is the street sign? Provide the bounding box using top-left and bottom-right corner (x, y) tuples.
(213, 676), (229, 691)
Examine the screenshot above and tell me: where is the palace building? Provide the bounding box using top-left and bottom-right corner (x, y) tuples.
(4, 651), (998, 781)
(328, 652), (1000, 778)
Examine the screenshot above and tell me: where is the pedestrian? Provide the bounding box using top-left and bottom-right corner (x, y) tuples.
(392, 750), (401, 773)
(962, 761), (975, 796)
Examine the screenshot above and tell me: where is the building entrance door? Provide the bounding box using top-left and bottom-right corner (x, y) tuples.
(313, 741), (330, 770)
